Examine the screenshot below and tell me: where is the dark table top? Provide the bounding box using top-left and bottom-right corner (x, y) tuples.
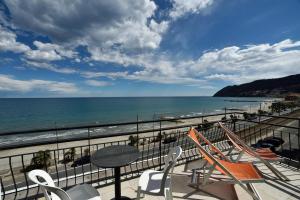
(91, 145), (139, 168)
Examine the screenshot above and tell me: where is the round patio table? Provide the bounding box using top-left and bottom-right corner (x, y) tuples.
(91, 145), (139, 200)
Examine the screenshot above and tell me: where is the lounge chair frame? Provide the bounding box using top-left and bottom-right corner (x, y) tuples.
(187, 128), (264, 200)
(218, 122), (289, 181)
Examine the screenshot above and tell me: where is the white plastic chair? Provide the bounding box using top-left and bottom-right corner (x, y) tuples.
(28, 170), (101, 200)
(137, 146), (182, 200)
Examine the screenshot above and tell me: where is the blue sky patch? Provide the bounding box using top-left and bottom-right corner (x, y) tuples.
(0, 0), (300, 97)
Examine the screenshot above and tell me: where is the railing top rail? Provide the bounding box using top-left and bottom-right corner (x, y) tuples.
(1, 109), (299, 151)
(0, 112), (234, 136)
(0, 119), (224, 151)
(235, 111), (300, 120)
(237, 119), (299, 130)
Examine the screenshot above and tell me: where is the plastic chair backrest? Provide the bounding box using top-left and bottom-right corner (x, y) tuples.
(163, 146), (182, 173)
(28, 170), (71, 200)
(161, 146), (182, 192)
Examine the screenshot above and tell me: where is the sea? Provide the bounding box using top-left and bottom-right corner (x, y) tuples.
(0, 97), (273, 147)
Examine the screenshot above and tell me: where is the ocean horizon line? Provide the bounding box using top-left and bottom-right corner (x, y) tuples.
(0, 96), (275, 99)
(0, 95), (216, 99)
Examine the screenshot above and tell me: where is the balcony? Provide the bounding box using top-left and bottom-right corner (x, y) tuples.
(98, 156), (300, 200)
(0, 111), (299, 200)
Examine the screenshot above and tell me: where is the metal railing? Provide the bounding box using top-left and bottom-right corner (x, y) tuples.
(0, 111), (299, 200)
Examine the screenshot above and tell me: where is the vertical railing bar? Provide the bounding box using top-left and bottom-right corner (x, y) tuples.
(88, 128), (92, 184)
(123, 164), (128, 179)
(129, 159), (134, 178)
(185, 130), (192, 159)
(54, 126), (60, 187)
(179, 131), (186, 162)
(151, 134), (156, 168)
(141, 136), (145, 172)
(103, 143), (108, 185)
(280, 131), (283, 156)
(62, 149), (68, 188)
(34, 153), (41, 198)
(9, 157), (17, 200)
(53, 150), (59, 187)
(96, 144), (100, 186)
(298, 119), (300, 168)
(73, 147), (77, 185)
(146, 135), (151, 168)
(288, 132), (292, 162)
(259, 128), (262, 142)
(43, 151), (48, 173)
(21, 155), (29, 199)
(136, 115), (139, 148)
(162, 134), (166, 164)
(159, 120), (162, 170)
(80, 147), (84, 184)
(243, 124), (246, 143)
(135, 120), (140, 174)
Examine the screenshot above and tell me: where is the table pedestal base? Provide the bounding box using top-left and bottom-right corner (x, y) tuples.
(112, 196), (132, 200)
(114, 167), (133, 200)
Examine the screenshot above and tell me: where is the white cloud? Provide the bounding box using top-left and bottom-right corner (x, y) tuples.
(5, 0), (165, 52)
(25, 60), (77, 74)
(25, 41), (77, 62)
(0, 74), (78, 93)
(169, 0), (215, 19)
(85, 80), (111, 87)
(0, 25), (30, 53)
(25, 48), (62, 62)
(1, 0), (217, 81)
(196, 39), (300, 83)
(3, 0), (175, 73)
(128, 70), (205, 84)
(83, 39), (300, 85)
(81, 71), (128, 79)
(204, 73), (239, 82)
(81, 69), (204, 85)
(0, 25), (77, 64)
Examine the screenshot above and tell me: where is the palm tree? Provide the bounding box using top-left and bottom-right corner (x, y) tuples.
(63, 147), (76, 163)
(28, 150), (51, 170)
(200, 119), (213, 131)
(128, 135), (138, 146)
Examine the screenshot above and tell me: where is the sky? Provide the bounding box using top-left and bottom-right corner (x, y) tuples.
(0, 0), (300, 97)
